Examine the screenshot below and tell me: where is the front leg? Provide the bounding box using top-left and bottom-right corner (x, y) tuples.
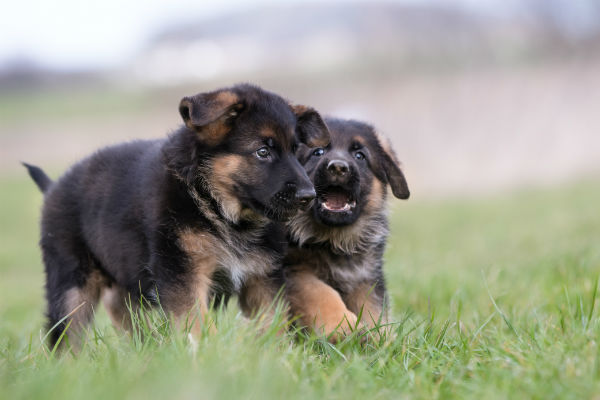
(161, 273), (215, 337)
(286, 268), (358, 343)
(239, 274), (279, 316)
(159, 229), (219, 337)
(238, 222), (289, 328)
(239, 273), (286, 330)
(343, 281), (388, 331)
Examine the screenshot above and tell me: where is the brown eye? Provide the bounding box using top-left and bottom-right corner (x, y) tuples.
(256, 147), (271, 159)
(355, 151), (365, 160)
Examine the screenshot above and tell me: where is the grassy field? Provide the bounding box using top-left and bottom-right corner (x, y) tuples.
(1, 176), (599, 399)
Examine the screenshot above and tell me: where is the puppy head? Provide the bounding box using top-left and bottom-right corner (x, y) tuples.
(296, 118), (409, 227)
(176, 84), (330, 222)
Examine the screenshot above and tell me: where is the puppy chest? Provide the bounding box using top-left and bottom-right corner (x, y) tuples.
(215, 245), (275, 290)
(326, 256), (375, 291)
(179, 229), (275, 291)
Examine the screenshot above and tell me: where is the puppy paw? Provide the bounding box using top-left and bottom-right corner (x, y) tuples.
(318, 311), (361, 343)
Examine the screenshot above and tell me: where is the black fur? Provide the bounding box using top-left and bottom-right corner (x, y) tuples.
(283, 118), (409, 334)
(22, 162), (53, 193)
(25, 84), (330, 347)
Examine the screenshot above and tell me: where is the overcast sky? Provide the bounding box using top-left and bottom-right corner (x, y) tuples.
(1, 0), (251, 70)
(0, 0), (591, 71)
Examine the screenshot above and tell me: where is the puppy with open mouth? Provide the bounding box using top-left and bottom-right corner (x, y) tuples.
(283, 118), (409, 341)
(24, 84), (330, 348)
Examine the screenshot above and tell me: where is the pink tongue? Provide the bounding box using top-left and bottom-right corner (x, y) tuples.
(324, 191), (348, 209)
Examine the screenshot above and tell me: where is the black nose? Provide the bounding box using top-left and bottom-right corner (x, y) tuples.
(295, 187), (316, 209)
(327, 160), (349, 177)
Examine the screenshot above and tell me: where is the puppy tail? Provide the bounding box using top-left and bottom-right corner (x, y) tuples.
(22, 162), (53, 193)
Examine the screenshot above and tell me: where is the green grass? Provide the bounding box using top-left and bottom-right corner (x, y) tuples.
(0, 87), (154, 129)
(1, 176), (600, 399)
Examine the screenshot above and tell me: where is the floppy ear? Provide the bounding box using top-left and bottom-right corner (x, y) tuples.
(382, 151), (410, 199)
(292, 105), (330, 148)
(375, 134), (409, 199)
(179, 90), (244, 146)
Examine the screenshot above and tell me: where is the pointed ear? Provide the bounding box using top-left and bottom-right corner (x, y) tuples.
(292, 105), (330, 148)
(376, 134), (410, 200)
(179, 90), (244, 146)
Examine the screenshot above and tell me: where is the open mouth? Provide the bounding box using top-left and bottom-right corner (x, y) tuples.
(319, 187), (356, 213)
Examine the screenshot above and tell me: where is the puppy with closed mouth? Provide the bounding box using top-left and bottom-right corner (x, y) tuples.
(24, 84), (330, 347)
(283, 117), (409, 341)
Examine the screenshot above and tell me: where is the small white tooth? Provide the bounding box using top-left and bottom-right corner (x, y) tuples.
(321, 201), (354, 212)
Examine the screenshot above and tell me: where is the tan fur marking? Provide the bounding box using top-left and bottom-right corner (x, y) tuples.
(210, 155), (244, 222)
(239, 275), (284, 332)
(352, 136), (368, 147)
(62, 270), (107, 344)
(344, 283), (386, 329)
(261, 127), (277, 140)
(215, 91), (238, 106)
(287, 269), (358, 342)
(239, 275), (280, 317)
(170, 230), (219, 335)
(102, 286), (133, 332)
(364, 177), (385, 214)
(291, 104), (309, 115)
(196, 91), (239, 146)
(199, 122), (230, 147)
(374, 130), (394, 158)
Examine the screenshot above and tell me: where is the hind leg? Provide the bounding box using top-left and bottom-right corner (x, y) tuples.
(102, 285), (135, 333)
(46, 271), (105, 349)
(239, 274), (287, 333)
(42, 237), (106, 349)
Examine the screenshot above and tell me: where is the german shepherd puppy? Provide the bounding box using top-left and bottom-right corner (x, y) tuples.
(283, 118), (409, 340)
(24, 84), (330, 347)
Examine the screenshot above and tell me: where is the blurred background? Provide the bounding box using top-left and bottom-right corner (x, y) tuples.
(1, 0), (599, 195)
(2, 1), (600, 369)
